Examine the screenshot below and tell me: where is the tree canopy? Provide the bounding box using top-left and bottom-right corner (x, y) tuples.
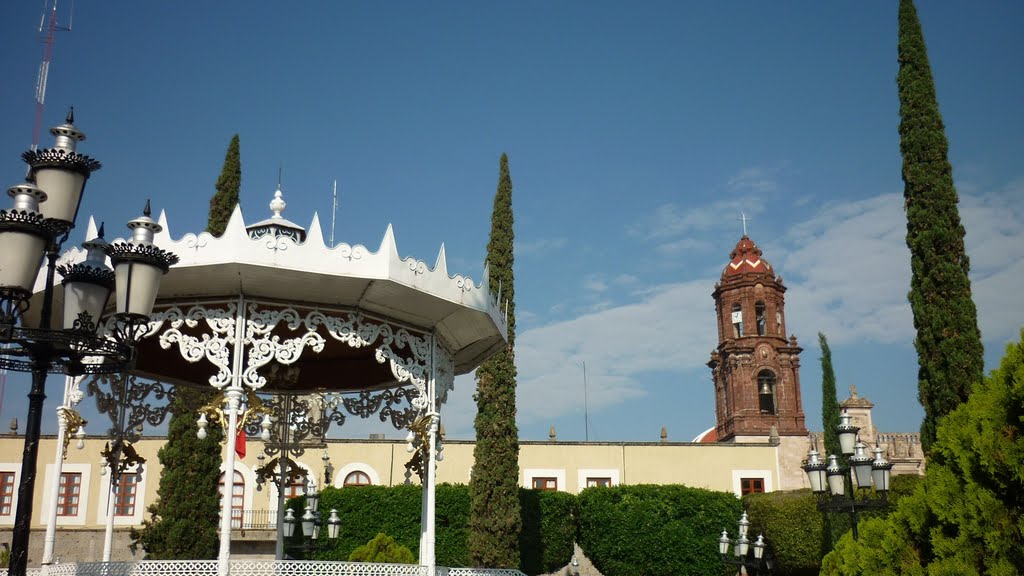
(821, 329), (1024, 575)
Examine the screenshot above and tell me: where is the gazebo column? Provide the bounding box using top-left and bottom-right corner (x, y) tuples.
(419, 335), (440, 573)
(41, 376), (83, 565)
(217, 297), (247, 576)
(217, 386), (243, 574)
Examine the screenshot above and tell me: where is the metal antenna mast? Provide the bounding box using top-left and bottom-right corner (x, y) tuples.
(583, 361), (589, 442)
(330, 180), (338, 247)
(32, 0), (74, 150)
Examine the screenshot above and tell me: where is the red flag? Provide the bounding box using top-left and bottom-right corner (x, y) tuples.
(235, 427), (246, 459)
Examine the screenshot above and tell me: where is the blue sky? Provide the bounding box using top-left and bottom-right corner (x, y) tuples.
(1, 2), (1022, 443)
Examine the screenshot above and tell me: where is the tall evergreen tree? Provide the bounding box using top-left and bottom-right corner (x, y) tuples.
(130, 136), (240, 557)
(468, 153), (522, 568)
(818, 332), (849, 548)
(897, 0), (983, 452)
(129, 389), (224, 558)
(208, 134), (241, 237)
(818, 333), (842, 461)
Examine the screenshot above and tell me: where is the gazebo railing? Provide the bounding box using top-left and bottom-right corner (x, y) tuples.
(1, 561), (528, 576)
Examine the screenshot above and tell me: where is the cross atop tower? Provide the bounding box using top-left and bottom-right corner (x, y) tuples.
(738, 212), (751, 236)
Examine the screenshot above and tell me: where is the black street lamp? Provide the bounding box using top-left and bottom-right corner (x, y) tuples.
(802, 411), (893, 540)
(717, 512), (774, 575)
(0, 110), (177, 576)
(281, 481), (341, 558)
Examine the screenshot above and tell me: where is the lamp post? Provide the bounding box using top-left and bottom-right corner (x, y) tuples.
(717, 512), (774, 575)
(801, 411), (893, 540)
(0, 110), (177, 576)
(280, 479), (341, 558)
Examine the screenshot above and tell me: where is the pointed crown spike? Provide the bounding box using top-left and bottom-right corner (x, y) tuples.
(98, 222), (105, 238)
(66, 107), (75, 124)
(144, 199), (152, 217)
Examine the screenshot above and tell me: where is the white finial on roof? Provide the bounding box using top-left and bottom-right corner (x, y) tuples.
(270, 187), (286, 219)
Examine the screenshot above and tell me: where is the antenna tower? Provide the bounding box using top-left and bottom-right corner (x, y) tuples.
(32, 0), (74, 150)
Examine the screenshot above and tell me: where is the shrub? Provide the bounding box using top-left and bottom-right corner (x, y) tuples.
(743, 489), (825, 576)
(577, 484), (741, 576)
(348, 533), (416, 564)
(520, 489), (577, 575)
(287, 483), (575, 574)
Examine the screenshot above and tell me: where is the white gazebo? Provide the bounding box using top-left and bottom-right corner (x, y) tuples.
(39, 185), (511, 576)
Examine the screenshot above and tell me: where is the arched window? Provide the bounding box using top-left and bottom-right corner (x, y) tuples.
(757, 370), (777, 415)
(755, 302), (766, 336)
(731, 303), (743, 337)
(218, 471), (245, 529)
(343, 471), (372, 487)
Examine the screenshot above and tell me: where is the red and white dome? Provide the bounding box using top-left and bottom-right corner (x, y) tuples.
(722, 235), (774, 278)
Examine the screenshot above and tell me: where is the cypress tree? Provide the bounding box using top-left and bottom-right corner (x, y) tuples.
(818, 333), (842, 461)
(130, 136), (240, 556)
(468, 153), (522, 568)
(207, 134), (241, 237)
(818, 332), (849, 548)
(129, 388), (224, 558)
(897, 0), (984, 452)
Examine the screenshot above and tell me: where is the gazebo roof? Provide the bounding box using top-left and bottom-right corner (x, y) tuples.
(37, 205), (508, 378)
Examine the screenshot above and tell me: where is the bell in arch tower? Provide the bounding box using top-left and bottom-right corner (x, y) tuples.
(707, 235), (806, 441)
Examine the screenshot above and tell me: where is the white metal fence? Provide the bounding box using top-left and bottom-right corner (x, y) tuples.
(1, 561), (526, 576)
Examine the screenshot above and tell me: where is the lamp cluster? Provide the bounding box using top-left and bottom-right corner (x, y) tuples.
(802, 411), (893, 498)
(0, 109), (178, 370)
(281, 482), (341, 554)
(717, 512), (774, 575)
(801, 410), (893, 540)
(0, 109), (178, 576)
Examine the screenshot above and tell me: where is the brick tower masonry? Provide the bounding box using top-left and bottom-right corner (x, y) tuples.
(708, 235), (808, 441)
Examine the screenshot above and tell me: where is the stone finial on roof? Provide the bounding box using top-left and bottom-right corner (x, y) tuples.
(840, 384), (874, 408)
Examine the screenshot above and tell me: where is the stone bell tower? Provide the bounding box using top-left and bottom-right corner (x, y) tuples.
(707, 235), (806, 441)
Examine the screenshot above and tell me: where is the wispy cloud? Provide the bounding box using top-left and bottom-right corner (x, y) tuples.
(630, 196), (766, 243)
(515, 237), (568, 257)
(728, 167), (779, 194)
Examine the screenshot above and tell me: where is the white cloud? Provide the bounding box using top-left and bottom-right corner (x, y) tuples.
(727, 167), (779, 194)
(778, 185), (1024, 347)
(582, 274), (609, 294)
(510, 280), (716, 429)
(629, 196), (766, 242)
(515, 237), (568, 257)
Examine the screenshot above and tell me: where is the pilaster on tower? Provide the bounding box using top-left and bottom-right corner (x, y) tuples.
(707, 235), (807, 441)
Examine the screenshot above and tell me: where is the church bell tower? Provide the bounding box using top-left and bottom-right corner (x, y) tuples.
(707, 235), (807, 441)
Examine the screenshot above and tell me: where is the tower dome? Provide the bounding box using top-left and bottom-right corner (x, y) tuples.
(722, 235), (774, 279)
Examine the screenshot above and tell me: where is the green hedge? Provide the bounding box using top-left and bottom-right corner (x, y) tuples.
(576, 484), (742, 576)
(286, 483), (574, 575)
(743, 489), (825, 576)
(519, 489), (577, 575)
